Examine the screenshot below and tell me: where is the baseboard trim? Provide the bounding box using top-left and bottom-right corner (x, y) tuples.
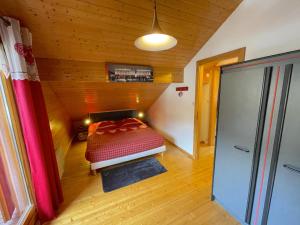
(148, 124), (195, 159)
(174, 144), (195, 159)
(59, 134), (75, 179)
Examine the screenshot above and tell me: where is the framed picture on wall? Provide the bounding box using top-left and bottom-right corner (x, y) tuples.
(106, 63), (153, 82)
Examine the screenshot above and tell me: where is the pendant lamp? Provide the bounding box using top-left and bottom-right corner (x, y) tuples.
(134, 0), (177, 51)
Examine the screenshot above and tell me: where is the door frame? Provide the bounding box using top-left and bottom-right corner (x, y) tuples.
(193, 48), (246, 159)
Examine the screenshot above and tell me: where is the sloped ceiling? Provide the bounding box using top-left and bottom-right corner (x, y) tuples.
(0, 0), (242, 120)
(42, 81), (170, 120)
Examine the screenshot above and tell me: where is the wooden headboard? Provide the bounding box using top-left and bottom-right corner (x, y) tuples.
(89, 109), (137, 122)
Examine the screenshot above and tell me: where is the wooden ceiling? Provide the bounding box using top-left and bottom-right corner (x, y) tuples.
(0, 0), (241, 67)
(0, 0), (242, 120)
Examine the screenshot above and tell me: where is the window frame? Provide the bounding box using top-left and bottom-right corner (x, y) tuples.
(0, 73), (36, 225)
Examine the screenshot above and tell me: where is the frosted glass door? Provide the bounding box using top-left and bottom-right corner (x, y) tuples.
(213, 66), (265, 222)
(266, 62), (300, 225)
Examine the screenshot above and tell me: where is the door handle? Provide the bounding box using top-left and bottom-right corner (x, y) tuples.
(283, 164), (300, 174)
(234, 145), (250, 153)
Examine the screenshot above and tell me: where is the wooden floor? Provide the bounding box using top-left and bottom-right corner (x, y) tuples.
(47, 141), (239, 225)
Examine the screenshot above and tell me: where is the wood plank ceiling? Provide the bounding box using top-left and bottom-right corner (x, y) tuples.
(0, 0), (241, 120)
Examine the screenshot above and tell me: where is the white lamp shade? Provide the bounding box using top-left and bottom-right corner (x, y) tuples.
(134, 33), (177, 51)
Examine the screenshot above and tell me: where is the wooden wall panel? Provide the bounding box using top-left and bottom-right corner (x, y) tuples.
(37, 59), (172, 120)
(44, 81), (169, 120)
(36, 58), (183, 83)
(41, 83), (73, 177)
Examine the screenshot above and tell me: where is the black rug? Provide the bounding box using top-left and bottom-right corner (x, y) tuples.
(100, 157), (167, 192)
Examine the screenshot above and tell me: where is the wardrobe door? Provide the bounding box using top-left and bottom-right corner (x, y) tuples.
(213, 66), (267, 222)
(264, 62), (300, 225)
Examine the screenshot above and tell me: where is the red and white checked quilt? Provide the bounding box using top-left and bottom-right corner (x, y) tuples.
(85, 120), (164, 163)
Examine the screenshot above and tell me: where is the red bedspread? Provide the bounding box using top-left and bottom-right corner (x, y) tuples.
(85, 127), (164, 163)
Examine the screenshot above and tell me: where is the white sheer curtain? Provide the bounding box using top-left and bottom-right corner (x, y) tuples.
(0, 43), (9, 78)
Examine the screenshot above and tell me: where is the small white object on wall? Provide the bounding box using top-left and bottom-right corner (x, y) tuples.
(176, 86), (188, 97)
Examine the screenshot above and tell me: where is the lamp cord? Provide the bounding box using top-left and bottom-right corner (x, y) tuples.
(151, 0), (162, 32)
(152, 0), (157, 29)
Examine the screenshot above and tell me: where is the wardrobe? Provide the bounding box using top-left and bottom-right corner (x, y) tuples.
(212, 50), (300, 225)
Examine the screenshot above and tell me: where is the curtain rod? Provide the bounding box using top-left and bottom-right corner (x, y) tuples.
(0, 17), (11, 26)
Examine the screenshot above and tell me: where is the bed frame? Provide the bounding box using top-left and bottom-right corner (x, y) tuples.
(90, 146), (166, 171)
(88, 110), (166, 174)
(89, 109), (138, 122)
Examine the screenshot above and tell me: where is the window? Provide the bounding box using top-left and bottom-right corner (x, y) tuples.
(0, 72), (34, 224)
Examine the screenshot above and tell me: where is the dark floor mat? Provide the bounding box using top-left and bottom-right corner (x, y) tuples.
(100, 157), (167, 192)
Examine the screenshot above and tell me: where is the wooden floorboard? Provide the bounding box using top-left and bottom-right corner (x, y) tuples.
(47, 141), (239, 225)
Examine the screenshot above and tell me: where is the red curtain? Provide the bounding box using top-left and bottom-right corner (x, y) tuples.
(0, 17), (63, 222)
(13, 80), (63, 222)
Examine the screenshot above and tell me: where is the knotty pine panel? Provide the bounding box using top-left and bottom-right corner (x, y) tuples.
(44, 81), (169, 120)
(36, 58), (183, 83)
(41, 83), (73, 177)
(1, 0), (241, 68)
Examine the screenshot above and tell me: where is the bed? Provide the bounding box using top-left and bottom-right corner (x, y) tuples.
(85, 110), (166, 173)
